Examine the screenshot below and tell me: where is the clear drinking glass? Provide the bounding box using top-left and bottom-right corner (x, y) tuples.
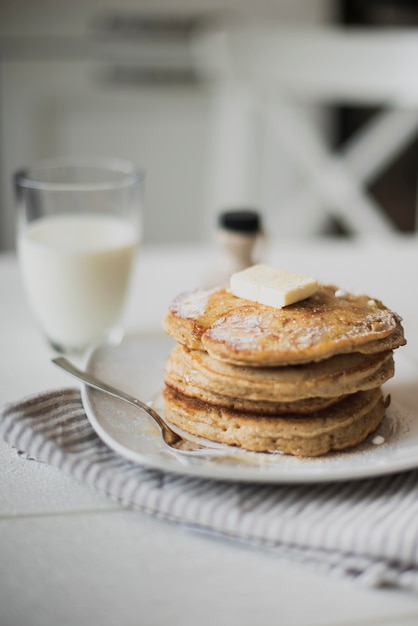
(15, 157), (144, 355)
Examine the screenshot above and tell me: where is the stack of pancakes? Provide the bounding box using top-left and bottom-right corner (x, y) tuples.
(162, 284), (406, 457)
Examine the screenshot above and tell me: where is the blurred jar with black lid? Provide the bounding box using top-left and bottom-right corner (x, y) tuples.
(206, 208), (264, 287)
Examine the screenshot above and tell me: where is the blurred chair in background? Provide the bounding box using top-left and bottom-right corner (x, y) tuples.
(193, 22), (418, 238)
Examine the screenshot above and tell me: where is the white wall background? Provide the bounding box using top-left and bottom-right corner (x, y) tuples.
(0, 0), (333, 251)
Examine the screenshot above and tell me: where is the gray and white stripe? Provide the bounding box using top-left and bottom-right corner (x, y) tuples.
(1, 388), (418, 592)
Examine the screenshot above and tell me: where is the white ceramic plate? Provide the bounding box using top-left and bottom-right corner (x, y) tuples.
(81, 335), (418, 484)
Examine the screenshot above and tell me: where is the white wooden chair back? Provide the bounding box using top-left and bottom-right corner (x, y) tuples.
(193, 23), (418, 237)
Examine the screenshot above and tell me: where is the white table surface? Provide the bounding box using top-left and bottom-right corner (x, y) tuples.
(1, 236), (418, 626)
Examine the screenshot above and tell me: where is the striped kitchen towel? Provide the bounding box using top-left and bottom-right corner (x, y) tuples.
(1, 387), (418, 592)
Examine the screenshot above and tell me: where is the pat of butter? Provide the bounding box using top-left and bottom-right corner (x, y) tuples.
(230, 265), (318, 308)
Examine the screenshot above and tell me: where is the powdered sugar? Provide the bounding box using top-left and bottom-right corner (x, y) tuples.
(172, 288), (215, 319)
(372, 435), (385, 445)
(335, 289), (347, 298)
(206, 312), (265, 350)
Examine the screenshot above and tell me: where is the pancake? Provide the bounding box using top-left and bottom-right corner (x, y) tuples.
(166, 344), (394, 403)
(162, 386), (386, 457)
(164, 376), (345, 414)
(163, 284), (405, 366)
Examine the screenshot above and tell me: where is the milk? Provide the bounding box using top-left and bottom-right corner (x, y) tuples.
(18, 213), (139, 351)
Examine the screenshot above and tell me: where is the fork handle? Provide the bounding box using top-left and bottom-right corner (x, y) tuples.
(51, 356), (179, 444)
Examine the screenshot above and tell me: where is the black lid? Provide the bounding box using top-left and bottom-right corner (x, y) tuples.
(218, 209), (261, 233)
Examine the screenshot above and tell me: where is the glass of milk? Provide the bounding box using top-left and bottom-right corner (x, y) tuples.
(15, 157), (144, 355)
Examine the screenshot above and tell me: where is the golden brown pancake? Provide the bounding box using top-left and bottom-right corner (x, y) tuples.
(164, 377), (345, 414)
(166, 344), (394, 403)
(163, 284), (405, 366)
(163, 386), (386, 457)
